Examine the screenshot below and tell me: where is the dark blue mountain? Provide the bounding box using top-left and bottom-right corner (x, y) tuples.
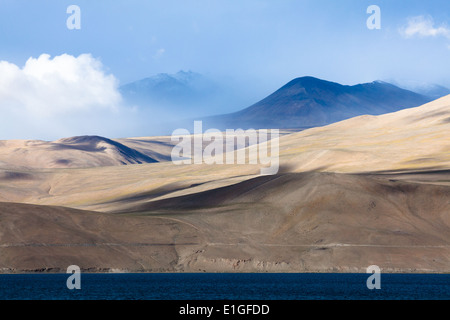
(203, 76), (432, 129)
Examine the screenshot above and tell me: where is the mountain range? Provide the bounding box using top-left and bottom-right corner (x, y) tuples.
(389, 80), (450, 100)
(120, 73), (449, 131)
(203, 77), (432, 129)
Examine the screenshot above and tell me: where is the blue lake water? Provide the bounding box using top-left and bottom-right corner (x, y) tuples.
(0, 273), (448, 300)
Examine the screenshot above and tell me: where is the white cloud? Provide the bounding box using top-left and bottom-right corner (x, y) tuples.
(400, 15), (450, 39)
(0, 54), (141, 140)
(0, 53), (188, 140)
(0, 53), (122, 117)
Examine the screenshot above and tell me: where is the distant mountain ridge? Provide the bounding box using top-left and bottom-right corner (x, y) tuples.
(119, 71), (224, 117)
(203, 76), (432, 129)
(120, 71), (215, 102)
(394, 82), (450, 100)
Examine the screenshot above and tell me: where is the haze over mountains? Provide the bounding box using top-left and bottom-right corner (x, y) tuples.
(390, 80), (450, 100)
(120, 71), (216, 107)
(119, 71), (246, 119)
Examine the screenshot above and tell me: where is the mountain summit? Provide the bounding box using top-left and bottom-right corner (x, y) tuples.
(204, 76), (431, 129)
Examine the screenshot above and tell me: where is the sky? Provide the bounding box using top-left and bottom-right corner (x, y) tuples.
(1, 0), (450, 139)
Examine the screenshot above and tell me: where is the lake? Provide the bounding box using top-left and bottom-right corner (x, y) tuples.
(0, 273), (448, 300)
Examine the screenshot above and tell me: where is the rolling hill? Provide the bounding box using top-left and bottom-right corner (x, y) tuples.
(0, 135), (158, 169)
(1, 170), (448, 273)
(0, 94), (449, 273)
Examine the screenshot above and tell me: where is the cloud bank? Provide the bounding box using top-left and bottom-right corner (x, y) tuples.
(400, 16), (450, 39)
(0, 54), (121, 117)
(0, 54), (146, 140)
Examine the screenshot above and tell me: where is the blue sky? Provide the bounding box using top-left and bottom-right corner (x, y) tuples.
(0, 0), (450, 139)
(1, 0), (450, 88)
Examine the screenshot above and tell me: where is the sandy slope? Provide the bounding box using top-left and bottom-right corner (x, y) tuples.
(0, 96), (449, 272)
(115, 136), (177, 162)
(278, 95), (450, 173)
(1, 95), (449, 211)
(0, 136), (158, 169)
(1, 172), (449, 273)
(0, 202), (203, 273)
(154, 172), (450, 273)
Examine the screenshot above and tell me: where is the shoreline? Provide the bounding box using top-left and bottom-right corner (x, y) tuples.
(1, 269), (449, 275)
